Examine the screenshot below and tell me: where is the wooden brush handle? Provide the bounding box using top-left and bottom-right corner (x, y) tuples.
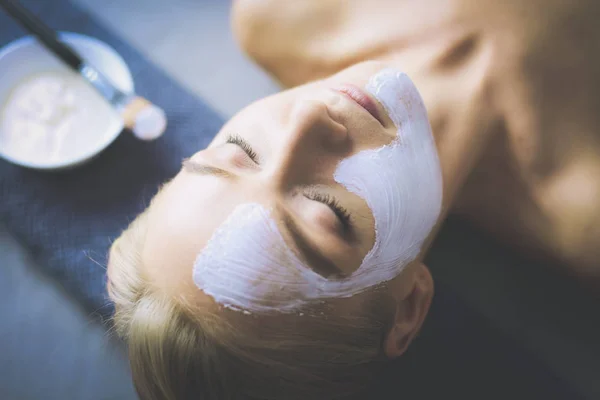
(120, 96), (167, 141)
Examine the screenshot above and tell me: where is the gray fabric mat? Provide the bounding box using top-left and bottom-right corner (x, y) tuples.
(0, 0), (223, 320)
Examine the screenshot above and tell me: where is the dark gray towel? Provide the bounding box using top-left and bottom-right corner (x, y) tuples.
(0, 0), (223, 320)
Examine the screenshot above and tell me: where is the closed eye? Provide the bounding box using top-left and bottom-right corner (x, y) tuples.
(303, 188), (353, 232)
(226, 134), (259, 164)
(224, 134), (352, 234)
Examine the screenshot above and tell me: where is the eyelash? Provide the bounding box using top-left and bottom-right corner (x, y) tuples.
(225, 133), (352, 231)
(304, 189), (352, 231)
(226, 134), (259, 163)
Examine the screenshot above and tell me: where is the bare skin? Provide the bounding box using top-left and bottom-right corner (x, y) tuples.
(232, 0), (600, 279)
(135, 62), (437, 357)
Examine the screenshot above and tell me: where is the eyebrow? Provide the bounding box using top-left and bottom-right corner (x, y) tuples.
(182, 158), (234, 178)
(282, 213), (344, 278)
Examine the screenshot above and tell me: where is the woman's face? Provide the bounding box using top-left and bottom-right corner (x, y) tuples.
(139, 61), (437, 309)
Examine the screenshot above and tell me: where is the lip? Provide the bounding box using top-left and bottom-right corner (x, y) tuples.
(333, 84), (384, 125)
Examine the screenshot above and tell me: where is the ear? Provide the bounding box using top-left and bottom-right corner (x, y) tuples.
(384, 263), (434, 358)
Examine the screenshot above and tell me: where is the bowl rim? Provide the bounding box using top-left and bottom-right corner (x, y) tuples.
(0, 32), (134, 170)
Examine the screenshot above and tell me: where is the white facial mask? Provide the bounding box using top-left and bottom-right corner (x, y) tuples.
(193, 69), (443, 313)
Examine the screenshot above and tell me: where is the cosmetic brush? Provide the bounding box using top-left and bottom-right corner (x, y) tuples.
(0, 0), (167, 140)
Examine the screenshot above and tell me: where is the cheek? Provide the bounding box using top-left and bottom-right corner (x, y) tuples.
(345, 192), (376, 252)
(146, 173), (251, 271)
(172, 173), (237, 226)
(193, 203), (318, 313)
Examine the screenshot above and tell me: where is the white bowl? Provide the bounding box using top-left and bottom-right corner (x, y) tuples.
(0, 32), (134, 170)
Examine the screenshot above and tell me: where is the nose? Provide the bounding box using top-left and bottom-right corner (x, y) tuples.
(267, 99), (348, 188)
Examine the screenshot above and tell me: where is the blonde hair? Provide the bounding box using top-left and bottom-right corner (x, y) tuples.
(108, 208), (396, 400)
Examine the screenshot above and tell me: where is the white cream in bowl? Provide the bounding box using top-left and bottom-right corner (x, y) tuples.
(1, 70), (118, 165)
(0, 32), (134, 170)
